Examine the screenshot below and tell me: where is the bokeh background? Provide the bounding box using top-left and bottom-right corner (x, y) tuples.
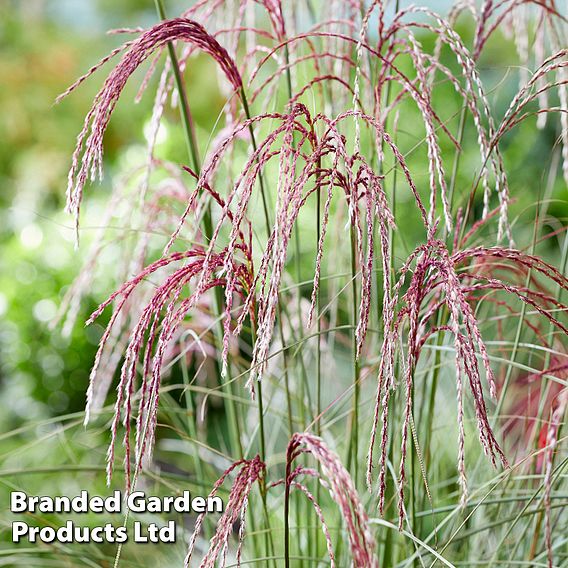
(0, 0), (189, 429)
(0, 3), (204, 563)
(1, 0), (566, 565)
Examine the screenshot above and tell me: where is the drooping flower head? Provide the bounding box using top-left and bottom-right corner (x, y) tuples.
(58, 18), (242, 243)
(286, 433), (378, 568)
(185, 455), (265, 568)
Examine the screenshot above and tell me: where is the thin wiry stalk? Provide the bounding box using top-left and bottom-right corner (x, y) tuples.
(154, 0), (200, 173)
(283, 25), (309, 566)
(154, 0), (244, 465)
(313, 151), (322, 568)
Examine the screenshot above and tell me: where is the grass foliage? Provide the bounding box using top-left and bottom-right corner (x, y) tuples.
(2, 0), (568, 566)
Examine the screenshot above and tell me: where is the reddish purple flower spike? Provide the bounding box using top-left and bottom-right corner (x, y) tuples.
(185, 456), (265, 568)
(59, 17), (242, 244)
(368, 236), (568, 524)
(287, 433), (378, 568)
(84, 239), (253, 489)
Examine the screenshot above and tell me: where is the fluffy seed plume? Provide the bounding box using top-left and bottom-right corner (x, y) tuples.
(58, 17), (242, 244)
(286, 433), (378, 568)
(85, 242), (253, 488)
(185, 456), (265, 568)
(368, 238), (568, 523)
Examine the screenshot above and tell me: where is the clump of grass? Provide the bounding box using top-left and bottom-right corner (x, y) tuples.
(185, 455), (265, 567)
(57, 0), (567, 566)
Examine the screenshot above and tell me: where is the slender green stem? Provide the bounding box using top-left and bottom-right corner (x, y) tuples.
(293, 229), (309, 431)
(315, 181), (322, 439)
(249, 321), (275, 564)
(312, 148), (323, 567)
(284, 452), (292, 568)
(256, 380), (267, 464)
(154, 0), (243, 460)
(346, 223), (360, 482)
(255, 383), (274, 568)
(239, 86), (271, 459)
(445, 103), (468, 240)
(154, 0), (200, 174)
(179, 352), (206, 498)
(280, 317), (294, 434)
(285, 20), (325, 560)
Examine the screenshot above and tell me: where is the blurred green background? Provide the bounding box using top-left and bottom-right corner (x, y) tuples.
(0, 2), (211, 563)
(0, 0), (195, 430)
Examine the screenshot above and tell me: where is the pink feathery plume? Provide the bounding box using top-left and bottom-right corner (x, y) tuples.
(372, 5), (512, 241)
(307, 110), (410, 336)
(85, 243), (252, 488)
(369, 240), (508, 521)
(402, 7), (510, 239)
(85, 251), (201, 423)
(354, 164), (395, 359)
(473, 0), (494, 58)
(369, 236), (568, 522)
(248, 108), (315, 385)
(184, 455), (265, 568)
(58, 18), (242, 244)
(164, 106), (312, 390)
(180, 165), (254, 377)
(287, 433), (378, 568)
(173, 105), (317, 392)
(495, 50), (568, 185)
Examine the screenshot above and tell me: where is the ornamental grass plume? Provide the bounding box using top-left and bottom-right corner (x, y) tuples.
(177, 105), (403, 389)
(84, 201), (254, 487)
(285, 433), (378, 568)
(184, 455), (265, 567)
(57, 17), (242, 243)
(367, 236), (568, 521)
(56, 0), (568, 565)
